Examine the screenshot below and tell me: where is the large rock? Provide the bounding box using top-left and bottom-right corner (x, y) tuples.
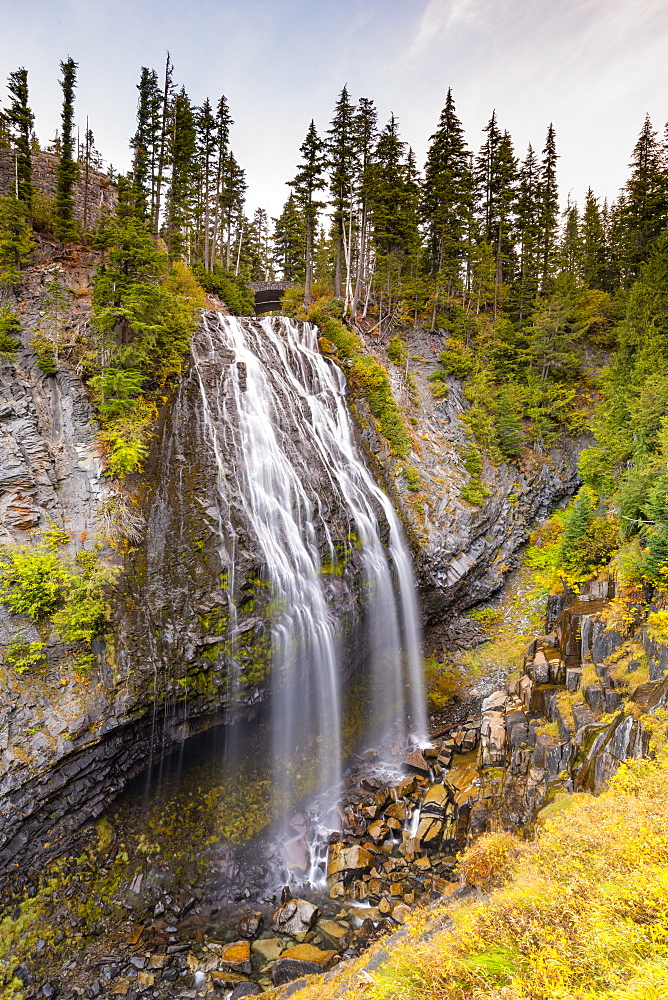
(271, 898), (320, 936)
(327, 844), (375, 878)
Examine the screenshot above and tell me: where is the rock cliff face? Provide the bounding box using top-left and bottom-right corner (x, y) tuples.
(351, 323), (583, 650)
(0, 262), (582, 891)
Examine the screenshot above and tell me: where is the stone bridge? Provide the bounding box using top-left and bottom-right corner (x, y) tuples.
(250, 281), (297, 315)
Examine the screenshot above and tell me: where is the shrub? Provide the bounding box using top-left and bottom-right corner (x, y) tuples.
(387, 336), (407, 366)
(5, 637), (46, 673)
(0, 539), (115, 673)
(0, 307), (20, 357)
(403, 465), (421, 492)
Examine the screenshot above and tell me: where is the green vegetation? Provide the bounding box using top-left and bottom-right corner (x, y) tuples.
(387, 335), (407, 366)
(0, 193), (34, 285)
(303, 296), (412, 457)
(0, 307), (21, 356)
(89, 213), (206, 476)
(0, 534), (115, 673)
(458, 442), (488, 505)
(402, 464), (421, 491)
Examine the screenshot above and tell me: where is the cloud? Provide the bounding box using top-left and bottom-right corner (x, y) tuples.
(409, 0), (483, 57)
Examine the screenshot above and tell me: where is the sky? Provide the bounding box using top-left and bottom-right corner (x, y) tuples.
(2, 0), (668, 220)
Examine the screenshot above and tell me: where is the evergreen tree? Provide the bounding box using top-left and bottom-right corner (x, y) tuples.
(623, 114), (666, 272)
(514, 143), (542, 319)
(475, 110), (502, 244)
(210, 96), (233, 271)
(131, 67), (161, 219)
(581, 188), (607, 289)
(559, 199), (581, 276)
(537, 123), (559, 288)
(289, 120), (327, 305)
(54, 57), (79, 243)
(493, 389), (524, 459)
(5, 68), (35, 210)
(327, 86), (358, 297)
(0, 193), (34, 285)
(351, 96), (378, 315)
(422, 88), (472, 301)
(273, 194), (306, 281)
(196, 97), (217, 269)
(153, 52), (174, 236)
(165, 87), (197, 258)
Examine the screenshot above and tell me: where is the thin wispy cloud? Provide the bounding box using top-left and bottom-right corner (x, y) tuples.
(409, 0), (484, 57)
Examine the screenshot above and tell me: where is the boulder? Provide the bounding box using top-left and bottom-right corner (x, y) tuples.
(327, 843), (375, 878)
(251, 937), (284, 963)
(279, 944), (337, 969)
(238, 911), (264, 939)
(402, 749), (430, 774)
(271, 898), (319, 936)
(220, 940), (252, 976)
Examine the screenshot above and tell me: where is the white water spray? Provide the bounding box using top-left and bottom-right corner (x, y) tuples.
(190, 313), (427, 802)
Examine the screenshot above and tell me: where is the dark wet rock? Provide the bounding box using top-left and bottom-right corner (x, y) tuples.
(271, 957), (327, 986)
(238, 911), (263, 938)
(229, 985), (263, 999)
(15, 964), (33, 987)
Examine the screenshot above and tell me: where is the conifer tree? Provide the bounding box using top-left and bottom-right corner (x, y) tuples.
(327, 86), (358, 298)
(623, 114), (666, 272)
(559, 200), (581, 276)
(273, 194), (306, 281)
(196, 97), (217, 269)
(581, 188), (607, 288)
(5, 68), (35, 210)
(537, 123), (559, 288)
(0, 193), (34, 285)
(131, 67), (161, 220)
(514, 144), (541, 319)
(289, 120), (327, 306)
(422, 88), (472, 310)
(475, 110), (502, 244)
(153, 53), (173, 236)
(165, 87), (197, 258)
(210, 96), (233, 271)
(54, 57), (79, 243)
(350, 96), (378, 316)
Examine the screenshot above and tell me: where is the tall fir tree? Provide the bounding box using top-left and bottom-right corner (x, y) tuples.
(623, 114), (666, 273)
(326, 86), (358, 298)
(273, 194), (306, 281)
(422, 88), (472, 311)
(289, 120), (327, 305)
(537, 123), (559, 289)
(131, 67), (161, 220)
(351, 96), (378, 315)
(581, 188), (607, 289)
(54, 57), (79, 243)
(5, 68), (35, 210)
(514, 144), (542, 319)
(165, 87), (197, 258)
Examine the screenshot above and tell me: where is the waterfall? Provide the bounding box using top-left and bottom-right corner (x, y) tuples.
(189, 313), (427, 804)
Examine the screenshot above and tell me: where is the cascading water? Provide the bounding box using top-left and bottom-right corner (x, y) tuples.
(189, 312), (427, 810)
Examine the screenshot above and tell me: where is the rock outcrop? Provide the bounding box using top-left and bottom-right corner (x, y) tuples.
(351, 323), (583, 648)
